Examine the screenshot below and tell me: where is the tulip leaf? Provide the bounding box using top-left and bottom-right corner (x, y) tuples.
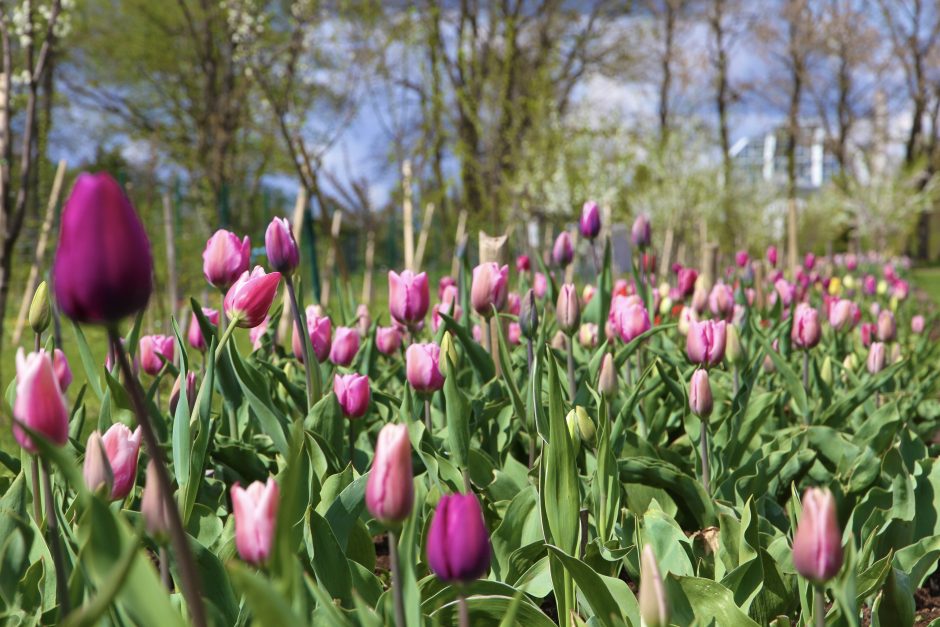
(226, 343), (289, 456)
(227, 561), (303, 625)
(753, 332), (808, 419)
(70, 321), (103, 401)
(545, 544), (640, 626)
(439, 311), (495, 382)
(493, 309), (526, 425)
(170, 317), (191, 490)
(309, 510), (353, 607)
(430, 594), (555, 627)
(442, 345), (471, 468)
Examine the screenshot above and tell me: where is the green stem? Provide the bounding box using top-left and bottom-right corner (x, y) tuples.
(388, 530), (407, 627)
(30, 457), (42, 525)
(700, 419), (710, 495)
(457, 590), (470, 627)
(566, 335), (577, 403)
(213, 319), (239, 365)
(424, 398), (432, 432)
(814, 585), (826, 627)
(286, 278), (317, 408)
(41, 461), (70, 618)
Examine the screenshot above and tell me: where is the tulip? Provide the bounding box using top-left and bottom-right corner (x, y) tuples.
(890, 343), (903, 364)
(516, 254), (531, 273)
(686, 319), (727, 367)
(13, 349), (69, 453)
(677, 267), (698, 297)
(141, 460), (171, 541)
(912, 315), (925, 335)
(609, 295), (651, 343)
(791, 304), (821, 349)
(599, 353), (618, 398)
(29, 281), (51, 334)
(333, 373), (371, 419)
(556, 283), (581, 335)
(51, 348), (73, 392)
(893, 279), (910, 300)
(725, 323), (746, 365)
(552, 232), (575, 268)
(508, 322), (522, 345)
(406, 343), (445, 393)
(876, 310), (897, 342)
(519, 289), (539, 339)
(203, 229), (250, 291)
(689, 369), (713, 417)
(427, 493), (491, 583)
(249, 317), (269, 350)
(437, 276), (456, 300)
(736, 250), (749, 268)
(188, 308), (220, 351)
(804, 253), (816, 271)
(766, 245), (778, 268)
(471, 262), (510, 316)
(431, 301), (462, 333)
(691, 284), (708, 314)
(677, 306), (697, 335)
(170, 372), (197, 416)
(329, 327), (360, 367)
(862, 275), (877, 295)
(631, 215), (651, 248)
(139, 334), (175, 376)
(639, 544), (670, 627)
(292, 307), (332, 363)
(867, 342), (886, 374)
(96, 423), (143, 500)
(506, 291), (521, 316)
(53, 172), (154, 323)
(533, 272), (548, 299)
(708, 283), (734, 320)
(388, 270), (430, 328)
(792, 487), (843, 584)
(264, 217), (300, 275)
(578, 323), (599, 348)
(376, 325), (403, 355)
(845, 254), (857, 271)
(83, 431), (114, 496)
(566, 406), (595, 447)
(828, 299), (856, 331)
(580, 200), (601, 239)
(224, 266), (282, 328)
(365, 423), (414, 524)
(231, 478), (279, 566)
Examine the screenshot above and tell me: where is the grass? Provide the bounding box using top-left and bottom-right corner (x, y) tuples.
(913, 267), (940, 305)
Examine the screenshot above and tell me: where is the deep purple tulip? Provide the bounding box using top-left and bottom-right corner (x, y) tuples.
(580, 201), (601, 239)
(264, 217), (300, 275)
(552, 232), (574, 268)
(427, 493), (491, 583)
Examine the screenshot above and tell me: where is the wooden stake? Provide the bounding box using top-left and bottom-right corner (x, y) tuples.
(659, 226), (674, 278)
(413, 202), (436, 272)
(402, 160), (414, 271)
(320, 210), (344, 307)
(11, 159), (67, 346)
(787, 197), (799, 278)
(699, 218), (711, 287)
(362, 229), (375, 306)
(162, 193), (178, 330)
(450, 209), (468, 277)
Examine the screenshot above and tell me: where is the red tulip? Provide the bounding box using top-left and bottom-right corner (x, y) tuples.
(516, 254), (531, 273)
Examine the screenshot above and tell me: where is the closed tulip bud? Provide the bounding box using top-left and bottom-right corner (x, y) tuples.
(639, 544), (670, 627)
(828, 299), (856, 331)
(139, 334), (175, 376)
(551, 330), (568, 350)
(249, 317), (269, 350)
(843, 353), (858, 371)
(689, 369), (713, 418)
(188, 308), (219, 351)
(231, 478), (279, 566)
(578, 323), (599, 348)
(677, 268), (698, 297)
(203, 229), (250, 291)
(566, 406), (595, 447)
(427, 493), (491, 583)
(867, 342), (886, 374)
(224, 267), (282, 328)
(98, 423), (143, 500)
(820, 356), (833, 386)
(691, 284), (708, 314)
(440, 331), (458, 369)
(329, 327), (360, 367)
(791, 304), (821, 350)
(609, 295), (651, 343)
(686, 319), (727, 367)
(912, 315), (925, 335)
(533, 272), (548, 299)
(170, 372), (197, 416)
(766, 245), (778, 268)
(708, 283), (734, 320)
(516, 254), (531, 273)
(471, 262), (510, 317)
(82, 431), (114, 497)
(599, 353), (618, 398)
(438, 276), (457, 300)
(333, 373), (371, 418)
(804, 253), (816, 271)
(29, 281), (51, 334)
(13, 349), (69, 453)
(556, 283), (581, 335)
(725, 324), (746, 365)
(366, 423), (414, 524)
(264, 217), (300, 275)
(677, 306), (697, 335)
(890, 343), (902, 364)
(552, 232), (574, 268)
(876, 279), (888, 295)
(53, 173), (154, 323)
(293, 307), (332, 363)
(406, 343), (445, 393)
(631, 214), (651, 248)
(375, 325), (403, 356)
(579, 200), (601, 239)
(859, 322), (875, 348)
(792, 487), (843, 584)
(876, 310), (897, 342)
(51, 348), (73, 392)
(388, 270), (430, 327)
(141, 460), (171, 542)
(519, 289), (539, 339)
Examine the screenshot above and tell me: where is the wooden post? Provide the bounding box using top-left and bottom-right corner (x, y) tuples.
(787, 198), (799, 278)
(362, 229), (375, 306)
(402, 160), (414, 270)
(659, 226), (675, 278)
(320, 210), (344, 307)
(413, 202), (436, 272)
(479, 232), (507, 376)
(450, 209), (468, 278)
(699, 219), (711, 287)
(162, 193), (178, 330)
(11, 159), (67, 346)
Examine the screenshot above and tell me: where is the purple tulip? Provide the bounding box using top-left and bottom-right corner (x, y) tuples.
(631, 215), (651, 248)
(139, 334), (175, 376)
(427, 493), (491, 583)
(579, 200), (601, 239)
(376, 326), (403, 355)
(388, 270), (430, 328)
(552, 232), (574, 268)
(329, 327), (360, 367)
(264, 217), (300, 275)
(609, 295), (651, 343)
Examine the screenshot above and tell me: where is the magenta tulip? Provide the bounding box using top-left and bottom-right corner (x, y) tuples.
(580, 200), (601, 239)
(203, 229), (250, 291)
(333, 373), (370, 418)
(52, 348), (72, 392)
(689, 369), (713, 417)
(804, 253), (816, 271)
(427, 493), (491, 583)
(631, 215), (651, 248)
(224, 266), (282, 328)
(139, 334), (175, 376)
(231, 478), (279, 566)
(766, 245), (778, 268)
(792, 487), (843, 584)
(735, 250), (749, 268)
(293, 307), (332, 363)
(13, 349), (69, 453)
(516, 254), (531, 273)
(406, 343), (445, 393)
(329, 327), (360, 367)
(471, 262), (510, 317)
(609, 295), (651, 343)
(388, 270), (430, 328)
(264, 217), (300, 275)
(552, 232), (574, 267)
(99, 423), (142, 500)
(376, 326), (403, 356)
(188, 308), (219, 351)
(53, 172), (153, 323)
(366, 423), (413, 523)
(677, 267), (698, 297)
(686, 319), (727, 367)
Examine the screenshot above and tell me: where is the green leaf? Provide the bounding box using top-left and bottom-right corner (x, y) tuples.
(439, 311), (495, 382)
(545, 545), (640, 626)
(227, 561), (303, 624)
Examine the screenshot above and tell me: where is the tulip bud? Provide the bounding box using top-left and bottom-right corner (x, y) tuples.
(766, 245), (778, 268)
(578, 323), (598, 348)
(533, 272), (548, 299)
(12, 349), (69, 453)
(686, 319), (726, 367)
(406, 343), (445, 393)
(820, 356), (833, 386)
(249, 317), (269, 350)
(631, 215), (651, 248)
(203, 229), (250, 291)
(188, 308), (219, 352)
(735, 250), (749, 268)
(53, 173), (154, 323)
(471, 262), (510, 317)
(609, 295), (651, 343)
(224, 267), (282, 328)
(99, 423), (143, 500)
(689, 369), (713, 418)
(139, 334), (175, 376)
(677, 268), (698, 298)
(725, 324), (746, 366)
(566, 406), (595, 447)
(293, 307), (332, 363)
(890, 343), (902, 364)
(599, 353), (618, 398)
(329, 326), (360, 367)
(52, 348), (73, 392)
(170, 372), (197, 416)
(264, 217), (300, 275)
(911, 315), (925, 335)
(791, 303), (822, 350)
(803, 253), (816, 271)
(677, 306), (697, 336)
(519, 289), (539, 339)
(231, 478), (279, 566)
(867, 342), (886, 374)
(440, 331), (458, 370)
(876, 310), (897, 342)
(141, 460), (171, 542)
(552, 232), (574, 268)
(366, 423), (414, 524)
(708, 283), (734, 320)
(83, 431), (114, 497)
(516, 254), (531, 273)
(376, 325), (403, 356)
(556, 283), (581, 335)
(427, 493), (491, 583)
(639, 544), (670, 627)
(551, 330), (568, 350)
(389, 270), (430, 327)
(29, 281), (51, 334)
(579, 200), (601, 239)
(333, 373), (371, 419)
(843, 353), (858, 372)
(792, 487), (843, 584)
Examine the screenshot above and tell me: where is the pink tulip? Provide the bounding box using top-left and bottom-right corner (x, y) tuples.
(609, 295), (651, 343)
(365, 423), (414, 523)
(508, 322), (522, 345)
(876, 310), (896, 342)
(388, 270), (430, 328)
(507, 291), (521, 316)
(333, 373), (371, 418)
(203, 229), (250, 290)
(552, 232), (574, 267)
(803, 253), (816, 271)
(249, 317), (269, 350)
(170, 372), (197, 416)
(533, 272), (548, 299)
(438, 276), (457, 300)
(329, 327), (360, 367)
(376, 326), (403, 355)
(631, 215), (651, 248)
(188, 308), (220, 351)
(677, 306), (697, 335)
(83, 432), (114, 496)
(406, 343), (445, 393)
(689, 369), (713, 417)
(686, 319), (727, 367)
(224, 266), (282, 328)
(516, 254), (531, 273)
(432, 302), (463, 332)
(556, 283), (581, 335)
(231, 478), (279, 566)
(766, 245), (778, 268)
(141, 461), (171, 541)
(828, 299), (857, 331)
(893, 279), (910, 300)
(859, 322), (875, 348)
(264, 217), (299, 275)
(99, 423), (142, 500)
(13, 349), (69, 453)
(677, 268), (698, 297)
(690, 285), (708, 314)
(356, 304), (371, 338)
(912, 315), (925, 335)
(708, 283), (734, 320)
(791, 304), (821, 349)
(139, 334), (175, 376)
(735, 250), (749, 268)
(792, 487), (843, 583)
(52, 348), (72, 391)
(471, 262), (509, 317)
(863, 275), (877, 295)
(845, 253), (858, 271)
(292, 306), (332, 363)
(867, 342), (886, 374)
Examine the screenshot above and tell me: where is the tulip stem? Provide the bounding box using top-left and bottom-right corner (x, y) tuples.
(566, 335), (576, 403)
(159, 547), (171, 590)
(700, 420), (710, 495)
(108, 327), (207, 627)
(286, 278), (318, 409)
(457, 590), (470, 627)
(41, 460), (70, 618)
(733, 366), (740, 397)
(30, 456), (42, 525)
(424, 398), (432, 432)
(387, 530), (407, 627)
(802, 351), (810, 394)
(814, 585), (826, 627)
(214, 319), (239, 365)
